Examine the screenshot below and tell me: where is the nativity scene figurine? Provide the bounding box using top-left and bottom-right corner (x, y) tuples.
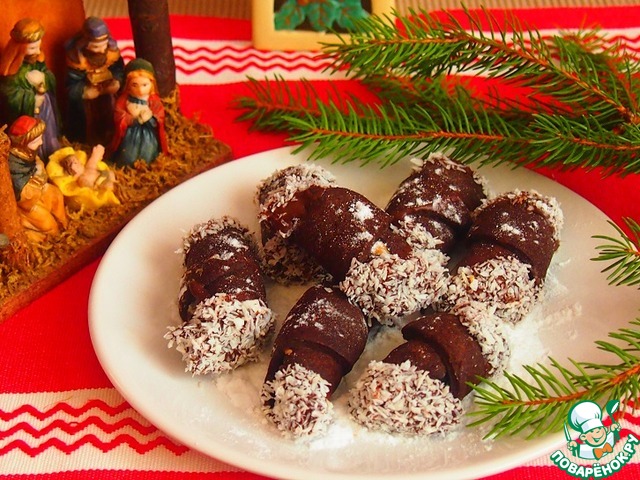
(0, 18), (61, 159)
(65, 16), (124, 146)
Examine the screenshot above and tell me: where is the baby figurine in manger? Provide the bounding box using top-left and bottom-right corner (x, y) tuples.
(47, 144), (119, 210)
(110, 58), (168, 167)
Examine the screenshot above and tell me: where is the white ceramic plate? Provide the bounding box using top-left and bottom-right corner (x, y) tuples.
(89, 146), (638, 480)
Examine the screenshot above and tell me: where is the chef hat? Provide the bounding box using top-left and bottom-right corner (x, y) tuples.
(569, 400), (604, 433)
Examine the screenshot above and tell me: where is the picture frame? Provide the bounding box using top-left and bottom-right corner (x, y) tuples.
(252, 0), (395, 51)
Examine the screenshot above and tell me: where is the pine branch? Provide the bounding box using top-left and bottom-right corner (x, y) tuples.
(235, 8), (640, 175)
(235, 77), (325, 131)
(470, 320), (640, 439)
(326, 8), (640, 125)
(286, 81), (535, 167)
(592, 218), (640, 287)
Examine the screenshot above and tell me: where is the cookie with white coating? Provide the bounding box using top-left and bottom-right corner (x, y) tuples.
(256, 163), (335, 284)
(259, 165), (449, 325)
(348, 309), (509, 435)
(438, 189), (564, 324)
(386, 153), (487, 252)
(165, 216), (275, 375)
(261, 285), (368, 438)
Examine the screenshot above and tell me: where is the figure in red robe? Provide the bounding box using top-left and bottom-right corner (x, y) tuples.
(110, 58), (168, 167)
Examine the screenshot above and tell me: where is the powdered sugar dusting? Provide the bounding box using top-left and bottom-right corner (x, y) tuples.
(476, 189), (564, 243)
(350, 200), (374, 222)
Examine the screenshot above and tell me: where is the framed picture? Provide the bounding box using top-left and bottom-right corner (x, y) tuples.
(252, 0), (395, 51)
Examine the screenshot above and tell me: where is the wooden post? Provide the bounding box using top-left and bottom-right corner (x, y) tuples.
(127, 0), (177, 98)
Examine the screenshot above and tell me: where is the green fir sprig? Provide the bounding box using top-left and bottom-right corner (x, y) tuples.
(236, 7), (640, 174)
(592, 218), (640, 287)
(470, 321), (640, 439)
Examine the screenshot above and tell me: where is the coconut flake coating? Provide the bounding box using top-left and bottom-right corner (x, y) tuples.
(262, 285), (368, 437)
(437, 255), (541, 325)
(467, 189), (563, 283)
(340, 243), (449, 326)
(256, 164), (336, 284)
(261, 234), (332, 285)
(165, 293), (274, 375)
(261, 363), (334, 438)
(348, 360), (463, 436)
(391, 216), (446, 251)
(178, 216), (267, 320)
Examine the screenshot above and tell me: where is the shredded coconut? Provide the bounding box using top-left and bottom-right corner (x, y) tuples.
(437, 256), (541, 325)
(261, 234), (330, 285)
(392, 216), (444, 251)
(180, 216), (250, 255)
(453, 302), (511, 375)
(261, 363), (334, 439)
(165, 294), (275, 375)
(340, 246), (449, 326)
(348, 360), (463, 435)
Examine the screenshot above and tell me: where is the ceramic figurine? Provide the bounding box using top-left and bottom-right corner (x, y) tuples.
(110, 58), (168, 167)
(47, 144), (119, 210)
(65, 16), (124, 145)
(7, 116), (68, 241)
(0, 18), (61, 160)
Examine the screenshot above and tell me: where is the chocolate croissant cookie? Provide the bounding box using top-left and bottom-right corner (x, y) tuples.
(349, 308), (508, 435)
(261, 284), (369, 438)
(256, 164), (335, 284)
(165, 216), (275, 375)
(437, 190), (564, 324)
(386, 153), (487, 252)
(258, 165), (448, 325)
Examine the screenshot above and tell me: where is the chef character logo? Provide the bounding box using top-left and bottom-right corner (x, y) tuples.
(566, 399), (620, 461)
(551, 399), (639, 478)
